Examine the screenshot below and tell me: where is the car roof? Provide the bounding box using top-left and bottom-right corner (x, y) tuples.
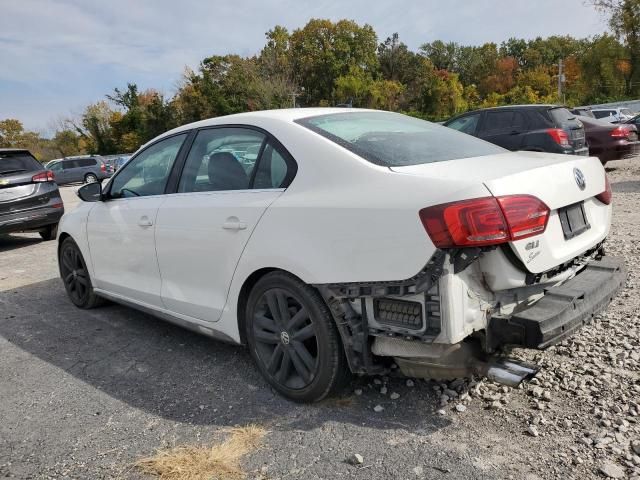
(150, 108), (373, 146)
(0, 148), (31, 154)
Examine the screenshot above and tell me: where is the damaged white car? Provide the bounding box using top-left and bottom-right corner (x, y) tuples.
(58, 109), (627, 402)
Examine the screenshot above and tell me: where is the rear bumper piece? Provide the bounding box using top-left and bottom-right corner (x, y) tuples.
(0, 206), (64, 234)
(488, 256), (627, 350)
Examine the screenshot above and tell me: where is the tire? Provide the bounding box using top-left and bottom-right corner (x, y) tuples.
(59, 237), (104, 309)
(39, 223), (58, 241)
(245, 271), (350, 402)
(84, 173), (98, 184)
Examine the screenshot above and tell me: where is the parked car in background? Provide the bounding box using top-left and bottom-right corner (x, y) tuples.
(591, 107), (636, 123)
(577, 115), (639, 165)
(0, 149), (64, 240)
(444, 105), (589, 156)
(105, 155), (131, 173)
(48, 156), (110, 185)
(623, 113), (640, 130)
(58, 109), (624, 402)
(571, 107), (595, 118)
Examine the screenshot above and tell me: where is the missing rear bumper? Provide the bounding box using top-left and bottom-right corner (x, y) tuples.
(487, 255), (627, 350)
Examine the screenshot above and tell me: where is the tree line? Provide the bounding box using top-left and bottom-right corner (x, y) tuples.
(2, 0), (639, 161)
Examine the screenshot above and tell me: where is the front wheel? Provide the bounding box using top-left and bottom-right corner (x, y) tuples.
(245, 272), (350, 402)
(59, 237), (104, 309)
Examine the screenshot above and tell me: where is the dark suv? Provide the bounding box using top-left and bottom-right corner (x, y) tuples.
(444, 105), (589, 156)
(48, 155), (110, 185)
(0, 149), (64, 240)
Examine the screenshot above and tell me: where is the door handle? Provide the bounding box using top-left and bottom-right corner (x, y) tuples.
(138, 216), (153, 227)
(222, 218), (247, 230)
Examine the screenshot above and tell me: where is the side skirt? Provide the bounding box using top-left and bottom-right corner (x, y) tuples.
(93, 289), (240, 345)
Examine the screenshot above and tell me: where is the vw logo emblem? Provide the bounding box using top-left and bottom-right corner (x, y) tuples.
(280, 331), (290, 345)
(573, 168), (586, 191)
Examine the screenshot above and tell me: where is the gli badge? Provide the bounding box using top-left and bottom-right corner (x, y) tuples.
(574, 168), (586, 191)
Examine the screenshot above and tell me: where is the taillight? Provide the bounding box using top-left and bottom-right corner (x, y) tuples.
(596, 176), (612, 205)
(419, 195), (550, 248)
(100, 163), (106, 172)
(32, 170), (55, 182)
(610, 126), (632, 139)
(547, 128), (570, 147)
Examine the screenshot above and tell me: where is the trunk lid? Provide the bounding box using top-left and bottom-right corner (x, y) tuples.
(391, 151), (610, 274)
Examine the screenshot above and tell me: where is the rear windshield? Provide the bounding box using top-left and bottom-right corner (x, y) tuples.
(593, 110), (614, 119)
(548, 107), (577, 125)
(295, 111), (505, 167)
(621, 108), (633, 116)
(0, 151), (42, 175)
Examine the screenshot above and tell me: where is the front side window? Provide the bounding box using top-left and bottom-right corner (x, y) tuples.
(178, 128), (266, 193)
(296, 111), (504, 167)
(109, 133), (186, 198)
(446, 114), (480, 135)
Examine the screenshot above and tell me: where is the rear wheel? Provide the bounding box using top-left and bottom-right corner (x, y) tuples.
(59, 237), (104, 309)
(39, 223), (58, 241)
(84, 173), (98, 184)
(245, 272), (350, 402)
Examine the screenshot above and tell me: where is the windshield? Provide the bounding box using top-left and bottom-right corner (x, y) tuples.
(296, 111), (505, 167)
(0, 151), (42, 175)
(621, 108), (633, 116)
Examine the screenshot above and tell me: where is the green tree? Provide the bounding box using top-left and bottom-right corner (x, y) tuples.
(289, 19), (378, 105)
(592, 0), (640, 95)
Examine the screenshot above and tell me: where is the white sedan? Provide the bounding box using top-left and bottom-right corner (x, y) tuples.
(58, 108), (626, 402)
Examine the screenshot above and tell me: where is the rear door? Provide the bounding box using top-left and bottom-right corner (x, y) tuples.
(155, 127), (296, 322)
(477, 110), (528, 150)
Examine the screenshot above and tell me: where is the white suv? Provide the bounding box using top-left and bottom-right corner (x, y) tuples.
(58, 109), (626, 402)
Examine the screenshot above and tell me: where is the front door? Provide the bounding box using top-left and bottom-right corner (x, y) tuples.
(87, 133), (187, 307)
(155, 127), (296, 322)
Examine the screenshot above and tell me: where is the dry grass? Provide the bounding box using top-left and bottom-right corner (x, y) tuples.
(135, 425), (267, 480)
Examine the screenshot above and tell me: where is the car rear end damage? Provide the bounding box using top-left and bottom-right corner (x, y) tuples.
(314, 152), (626, 387)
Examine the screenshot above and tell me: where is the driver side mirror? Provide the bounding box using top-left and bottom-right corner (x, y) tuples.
(77, 182), (102, 202)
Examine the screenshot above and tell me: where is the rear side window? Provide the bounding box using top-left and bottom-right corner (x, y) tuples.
(77, 158), (95, 167)
(0, 151), (42, 174)
(296, 111), (504, 167)
(253, 142), (296, 189)
(593, 110), (614, 119)
(482, 111), (527, 134)
(178, 128), (266, 193)
(549, 108), (576, 124)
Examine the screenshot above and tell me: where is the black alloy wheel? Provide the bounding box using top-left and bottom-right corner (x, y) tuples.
(252, 288), (319, 389)
(59, 237), (103, 309)
(246, 272), (350, 402)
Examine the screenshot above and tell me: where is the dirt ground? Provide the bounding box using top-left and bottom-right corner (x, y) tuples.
(0, 160), (639, 480)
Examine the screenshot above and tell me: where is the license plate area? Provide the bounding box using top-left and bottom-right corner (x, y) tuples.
(558, 202), (590, 240)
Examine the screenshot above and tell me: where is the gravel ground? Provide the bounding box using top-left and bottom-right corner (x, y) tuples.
(0, 162), (639, 480)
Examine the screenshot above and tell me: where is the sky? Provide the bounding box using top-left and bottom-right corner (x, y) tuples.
(0, 0), (609, 133)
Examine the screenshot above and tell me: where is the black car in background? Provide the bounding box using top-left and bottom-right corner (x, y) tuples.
(0, 149), (64, 240)
(444, 105), (589, 156)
